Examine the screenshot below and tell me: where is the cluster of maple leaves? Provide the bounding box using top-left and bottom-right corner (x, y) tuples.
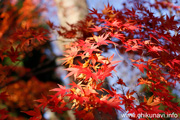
(1, 0), (180, 120)
(0, 0), (57, 119)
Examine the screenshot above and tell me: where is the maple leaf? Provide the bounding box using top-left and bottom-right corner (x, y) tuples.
(35, 95), (49, 110)
(102, 4), (113, 15)
(49, 104), (70, 114)
(84, 85), (98, 96)
(144, 95), (161, 106)
(104, 20), (122, 27)
(89, 8), (98, 15)
(69, 81), (83, 90)
(6, 46), (19, 62)
(48, 95), (63, 106)
(58, 30), (77, 39)
(0, 109), (8, 120)
(46, 20), (55, 29)
(50, 84), (70, 97)
(149, 34), (159, 43)
(120, 90), (136, 111)
(124, 23), (139, 30)
(108, 54), (121, 65)
(64, 67), (79, 79)
(138, 78), (152, 85)
(110, 32), (125, 40)
(22, 107), (42, 120)
(77, 67), (97, 81)
(97, 64), (116, 80)
(0, 50), (7, 61)
(83, 44), (100, 55)
(94, 34), (114, 46)
(135, 95), (163, 115)
(108, 96), (122, 106)
(89, 25), (102, 32)
(33, 34), (47, 43)
(133, 63), (148, 73)
(117, 78), (126, 86)
(0, 92), (8, 101)
(124, 39), (143, 52)
(171, 59), (180, 66)
(66, 93), (79, 102)
(147, 46), (169, 55)
(125, 44), (142, 52)
(103, 87), (117, 97)
(61, 46), (79, 65)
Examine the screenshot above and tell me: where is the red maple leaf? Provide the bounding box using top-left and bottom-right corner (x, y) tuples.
(147, 46), (169, 55)
(46, 20), (55, 29)
(50, 84), (70, 97)
(35, 95), (49, 110)
(49, 104), (70, 114)
(0, 109), (8, 120)
(64, 67), (79, 79)
(0, 92), (8, 101)
(89, 25), (102, 32)
(117, 78), (126, 86)
(94, 34), (114, 46)
(6, 46), (19, 62)
(83, 44), (100, 55)
(171, 59), (180, 66)
(22, 107), (42, 120)
(133, 63), (148, 73)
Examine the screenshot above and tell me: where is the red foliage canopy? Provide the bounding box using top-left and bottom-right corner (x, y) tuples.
(0, 0), (180, 120)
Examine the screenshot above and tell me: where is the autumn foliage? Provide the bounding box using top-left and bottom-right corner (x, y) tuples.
(0, 0), (180, 120)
